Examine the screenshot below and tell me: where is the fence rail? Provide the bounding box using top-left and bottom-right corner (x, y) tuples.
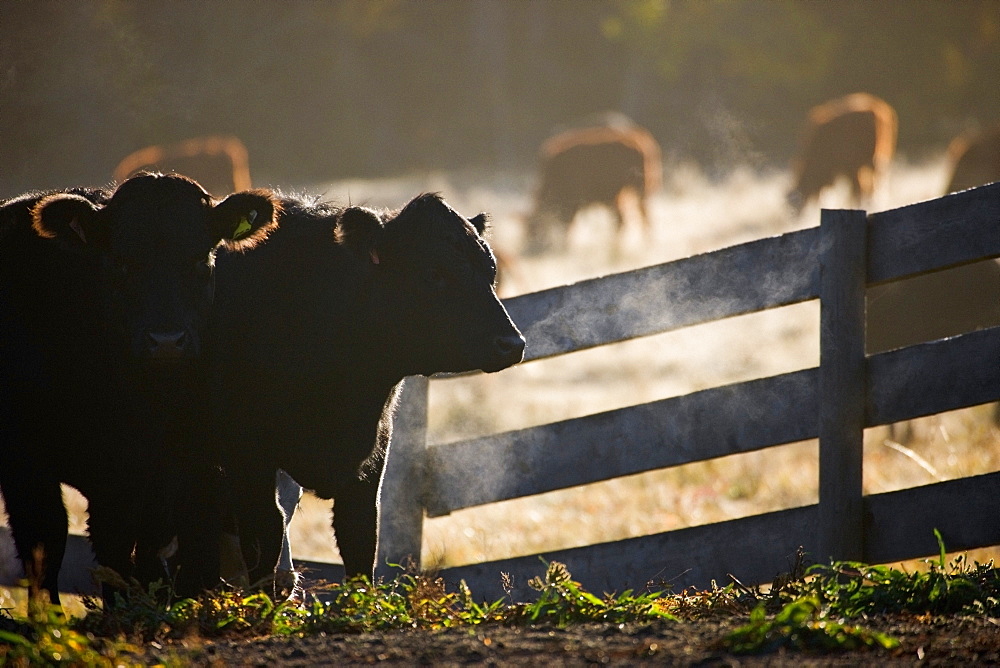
(3, 183), (999, 600)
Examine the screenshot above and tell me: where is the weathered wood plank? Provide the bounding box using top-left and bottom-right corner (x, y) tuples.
(818, 209), (867, 562)
(864, 471), (1000, 565)
(438, 506), (817, 603)
(424, 369), (819, 517)
(499, 183), (999, 365)
(436, 472), (1000, 602)
(867, 325), (1000, 425)
(501, 227), (822, 362)
(867, 182), (1000, 284)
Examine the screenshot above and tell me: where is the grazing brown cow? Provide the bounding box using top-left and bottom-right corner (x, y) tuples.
(945, 125), (1000, 193)
(525, 122), (662, 252)
(114, 135), (252, 198)
(787, 93), (897, 213)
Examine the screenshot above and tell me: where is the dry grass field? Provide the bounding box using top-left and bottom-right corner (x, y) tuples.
(2, 156), (997, 613)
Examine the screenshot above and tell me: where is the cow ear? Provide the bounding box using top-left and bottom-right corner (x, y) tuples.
(469, 212), (490, 235)
(31, 194), (105, 248)
(212, 189), (280, 249)
(337, 206), (383, 263)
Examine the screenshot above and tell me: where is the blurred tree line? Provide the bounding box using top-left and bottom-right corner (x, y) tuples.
(2, 0), (997, 197)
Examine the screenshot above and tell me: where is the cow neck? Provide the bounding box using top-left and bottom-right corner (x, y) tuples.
(346, 266), (407, 380)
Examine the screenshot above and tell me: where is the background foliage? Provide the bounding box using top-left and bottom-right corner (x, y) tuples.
(2, 0), (998, 197)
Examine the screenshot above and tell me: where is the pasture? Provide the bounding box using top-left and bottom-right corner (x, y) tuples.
(1, 154), (997, 606)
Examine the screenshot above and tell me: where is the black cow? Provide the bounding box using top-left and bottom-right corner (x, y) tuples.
(0, 173), (278, 605)
(208, 193), (524, 592)
(1, 187), (112, 602)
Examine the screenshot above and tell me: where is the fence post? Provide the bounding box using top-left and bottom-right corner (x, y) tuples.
(376, 374), (429, 577)
(818, 208), (868, 563)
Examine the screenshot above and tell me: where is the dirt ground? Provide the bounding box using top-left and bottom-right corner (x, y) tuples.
(132, 614), (1000, 666)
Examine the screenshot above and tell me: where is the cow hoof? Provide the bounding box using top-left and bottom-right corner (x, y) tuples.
(274, 568), (303, 604)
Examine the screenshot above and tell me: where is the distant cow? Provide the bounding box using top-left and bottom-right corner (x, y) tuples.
(207, 193), (524, 593)
(788, 93), (898, 213)
(113, 136), (252, 198)
(945, 125), (1000, 194)
(525, 123), (662, 252)
(0, 173), (277, 604)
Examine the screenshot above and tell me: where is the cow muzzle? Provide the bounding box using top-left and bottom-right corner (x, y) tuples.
(481, 332), (526, 372)
(145, 330), (195, 361)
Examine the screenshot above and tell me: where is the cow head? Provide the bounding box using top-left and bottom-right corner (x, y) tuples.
(32, 172), (279, 365)
(339, 193), (525, 376)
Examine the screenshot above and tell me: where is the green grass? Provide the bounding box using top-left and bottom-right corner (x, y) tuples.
(0, 594), (141, 666)
(722, 597), (901, 654)
(717, 532), (1000, 654)
(2, 534), (997, 663)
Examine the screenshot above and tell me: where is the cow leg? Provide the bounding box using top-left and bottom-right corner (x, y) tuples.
(218, 481), (249, 586)
(130, 489), (173, 594)
(555, 204), (578, 250)
(637, 194), (653, 240)
(887, 420), (915, 444)
(331, 475), (380, 580)
(228, 466), (285, 595)
(1, 472), (67, 607)
(86, 489), (143, 606)
(854, 165), (876, 207)
(614, 189), (633, 238)
(169, 466), (223, 598)
(276, 470), (302, 568)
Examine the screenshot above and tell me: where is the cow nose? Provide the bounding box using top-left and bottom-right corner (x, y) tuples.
(494, 333), (526, 363)
(146, 330), (190, 360)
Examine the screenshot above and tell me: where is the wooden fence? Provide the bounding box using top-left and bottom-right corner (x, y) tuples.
(3, 183), (999, 600)
(378, 182), (1000, 601)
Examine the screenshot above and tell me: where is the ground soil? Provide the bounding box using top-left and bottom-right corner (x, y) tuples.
(132, 614), (1000, 666)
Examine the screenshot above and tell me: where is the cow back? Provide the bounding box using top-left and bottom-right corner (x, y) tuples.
(790, 93), (897, 209)
(946, 126), (1000, 194)
(540, 124), (662, 199)
(114, 136), (252, 198)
